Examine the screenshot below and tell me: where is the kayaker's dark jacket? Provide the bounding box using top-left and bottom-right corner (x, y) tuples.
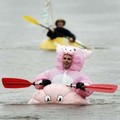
(47, 27), (76, 42)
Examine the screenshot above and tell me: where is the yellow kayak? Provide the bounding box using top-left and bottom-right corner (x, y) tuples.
(39, 37), (83, 50)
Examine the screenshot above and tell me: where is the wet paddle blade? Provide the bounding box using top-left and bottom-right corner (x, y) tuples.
(23, 16), (40, 25)
(85, 84), (118, 93)
(23, 16), (49, 29)
(2, 78), (32, 88)
(76, 40), (91, 49)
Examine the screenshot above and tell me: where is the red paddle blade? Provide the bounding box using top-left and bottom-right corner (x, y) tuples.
(2, 78), (32, 88)
(85, 84), (118, 93)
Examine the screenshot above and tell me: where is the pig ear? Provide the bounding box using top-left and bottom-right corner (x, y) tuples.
(81, 49), (93, 59)
(56, 44), (65, 53)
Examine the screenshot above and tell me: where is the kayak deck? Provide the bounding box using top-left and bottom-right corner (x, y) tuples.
(39, 37), (83, 50)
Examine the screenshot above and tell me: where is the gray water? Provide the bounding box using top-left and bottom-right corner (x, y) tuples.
(0, 0), (120, 119)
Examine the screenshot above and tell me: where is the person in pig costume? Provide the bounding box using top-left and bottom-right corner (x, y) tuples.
(28, 45), (93, 104)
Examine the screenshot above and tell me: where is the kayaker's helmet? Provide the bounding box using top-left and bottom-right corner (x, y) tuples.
(55, 19), (66, 26)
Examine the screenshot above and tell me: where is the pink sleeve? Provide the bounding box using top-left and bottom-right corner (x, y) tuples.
(75, 89), (93, 98)
(33, 70), (51, 83)
(32, 70), (51, 89)
(73, 75), (94, 97)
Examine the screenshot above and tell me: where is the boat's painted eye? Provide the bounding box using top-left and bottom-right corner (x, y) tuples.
(45, 95), (51, 102)
(57, 95), (64, 102)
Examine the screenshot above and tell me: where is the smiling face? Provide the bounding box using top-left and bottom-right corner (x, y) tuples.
(62, 54), (73, 70)
(56, 21), (65, 28)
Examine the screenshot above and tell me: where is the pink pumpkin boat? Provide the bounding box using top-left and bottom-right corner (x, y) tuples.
(28, 84), (90, 105)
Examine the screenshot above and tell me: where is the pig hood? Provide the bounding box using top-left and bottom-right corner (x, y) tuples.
(56, 45), (92, 71)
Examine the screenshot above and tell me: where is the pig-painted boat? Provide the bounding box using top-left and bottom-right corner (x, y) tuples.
(28, 84), (90, 105)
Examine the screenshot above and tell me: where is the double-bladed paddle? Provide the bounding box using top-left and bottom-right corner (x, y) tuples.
(2, 78), (118, 93)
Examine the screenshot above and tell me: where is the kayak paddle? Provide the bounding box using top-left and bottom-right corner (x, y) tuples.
(2, 78), (118, 93)
(2, 78), (33, 88)
(75, 40), (92, 49)
(74, 84), (118, 93)
(23, 16), (50, 30)
(23, 15), (90, 49)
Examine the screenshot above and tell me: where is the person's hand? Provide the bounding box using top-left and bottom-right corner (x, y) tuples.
(33, 79), (51, 89)
(33, 82), (44, 89)
(49, 28), (54, 32)
(68, 37), (74, 42)
(76, 82), (85, 91)
(41, 79), (51, 86)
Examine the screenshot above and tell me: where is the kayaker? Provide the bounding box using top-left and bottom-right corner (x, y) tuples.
(33, 45), (93, 98)
(47, 19), (76, 42)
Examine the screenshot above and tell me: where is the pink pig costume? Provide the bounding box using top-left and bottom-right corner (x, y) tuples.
(28, 45), (93, 104)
